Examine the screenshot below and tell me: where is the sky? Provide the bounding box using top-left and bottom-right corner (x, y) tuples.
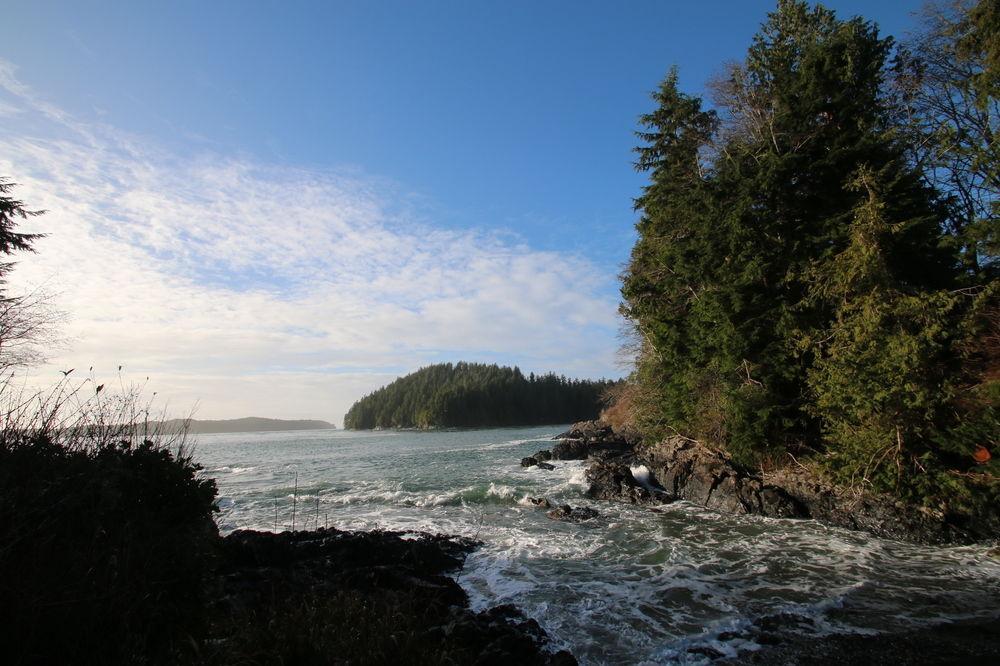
(1, 0), (926, 425)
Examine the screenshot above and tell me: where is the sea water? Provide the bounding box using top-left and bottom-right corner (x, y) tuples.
(194, 425), (1000, 665)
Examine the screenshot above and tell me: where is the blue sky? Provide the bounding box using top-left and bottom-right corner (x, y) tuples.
(1, 1), (926, 423)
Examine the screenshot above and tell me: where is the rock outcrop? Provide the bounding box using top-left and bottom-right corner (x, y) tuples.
(212, 528), (576, 664)
(564, 419), (995, 544)
(585, 461), (667, 505)
(642, 437), (805, 518)
(641, 437), (991, 544)
(551, 420), (634, 460)
(546, 505), (600, 522)
(521, 456), (554, 471)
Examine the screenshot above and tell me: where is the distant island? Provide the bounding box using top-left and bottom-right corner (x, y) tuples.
(159, 417), (337, 434)
(343, 361), (617, 429)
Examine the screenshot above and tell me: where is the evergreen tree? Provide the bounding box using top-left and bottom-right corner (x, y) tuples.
(625, 1), (954, 465)
(343, 362), (616, 429)
(0, 178), (44, 287)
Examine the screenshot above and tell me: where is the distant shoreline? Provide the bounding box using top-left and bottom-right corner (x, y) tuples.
(348, 423), (571, 433)
(159, 417), (337, 435)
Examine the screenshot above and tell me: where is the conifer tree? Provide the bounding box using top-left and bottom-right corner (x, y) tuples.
(624, 1), (956, 466)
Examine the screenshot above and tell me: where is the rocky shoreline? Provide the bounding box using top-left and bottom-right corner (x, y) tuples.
(204, 527), (575, 665)
(513, 420), (1000, 663)
(529, 420), (1000, 546)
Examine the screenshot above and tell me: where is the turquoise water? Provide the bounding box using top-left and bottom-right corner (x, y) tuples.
(194, 426), (1000, 665)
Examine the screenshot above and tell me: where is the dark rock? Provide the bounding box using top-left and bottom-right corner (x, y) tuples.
(762, 467), (986, 544)
(525, 497), (552, 509)
(212, 528), (574, 664)
(550, 420), (633, 460)
(546, 505), (600, 522)
(637, 436), (993, 544)
(642, 437), (808, 518)
(688, 646), (725, 659)
(719, 615), (1000, 665)
(753, 612), (815, 633)
(535, 462), (555, 471)
(585, 461), (668, 505)
(551, 438), (589, 460)
(532, 450), (553, 462)
(520, 457), (538, 468)
(434, 604), (577, 665)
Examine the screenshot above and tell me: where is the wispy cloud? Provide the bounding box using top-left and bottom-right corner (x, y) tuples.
(0, 61), (622, 424)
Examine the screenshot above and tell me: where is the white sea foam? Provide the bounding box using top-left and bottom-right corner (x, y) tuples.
(197, 426), (1000, 665)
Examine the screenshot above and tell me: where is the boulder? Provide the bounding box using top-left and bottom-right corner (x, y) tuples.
(642, 437), (805, 517)
(585, 461), (666, 505)
(525, 497), (552, 509)
(532, 450), (553, 462)
(535, 462), (555, 471)
(520, 457), (538, 468)
(551, 439), (589, 460)
(546, 505), (600, 522)
(549, 420), (632, 460)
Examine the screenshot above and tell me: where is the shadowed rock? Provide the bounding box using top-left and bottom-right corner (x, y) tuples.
(550, 420), (633, 460)
(546, 505), (599, 522)
(214, 528), (576, 664)
(585, 461), (669, 505)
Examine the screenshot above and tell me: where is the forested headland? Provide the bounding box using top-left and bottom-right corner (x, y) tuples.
(343, 362), (616, 429)
(618, 0), (999, 514)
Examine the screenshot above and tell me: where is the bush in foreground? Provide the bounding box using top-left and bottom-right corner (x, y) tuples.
(0, 380), (218, 664)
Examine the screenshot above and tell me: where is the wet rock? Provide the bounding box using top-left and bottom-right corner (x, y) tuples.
(642, 437), (806, 517)
(762, 467), (986, 544)
(532, 450), (553, 462)
(688, 646), (725, 659)
(550, 420), (633, 460)
(585, 461), (666, 505)
(520, 457), (538, 468)
(546, 505), (600, 522)
(525, 497), (552, 509)
(214, 529), (573, 664)
(551, 438), (589, 460)
(535, 462), (555, 471)
(638, 436), (993, 544)
(719, 615), (1000, 665)
(753, 612), (815, 634)
(433, 604), (578, 665)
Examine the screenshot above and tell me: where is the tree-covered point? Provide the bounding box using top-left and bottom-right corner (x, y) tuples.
(622, 0), (999, 510)
(343, 362), (617, 429)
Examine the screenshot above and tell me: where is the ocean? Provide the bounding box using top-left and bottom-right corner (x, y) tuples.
(194, 425), (1000, 664)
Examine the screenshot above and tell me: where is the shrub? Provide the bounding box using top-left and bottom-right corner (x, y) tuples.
(0, 378), (218, 664)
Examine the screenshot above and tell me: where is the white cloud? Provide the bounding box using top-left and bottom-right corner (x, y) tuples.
(0, 63), (622, 425)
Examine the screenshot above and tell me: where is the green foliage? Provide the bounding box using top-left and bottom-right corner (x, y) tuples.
(625, 1), (950, 464)
(623, 1), (999, 509)
(805, 169), (975, 497)
(0, 177), (44, 284)
(0, 430), (218, 664)
(343, 362), (615, 429)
